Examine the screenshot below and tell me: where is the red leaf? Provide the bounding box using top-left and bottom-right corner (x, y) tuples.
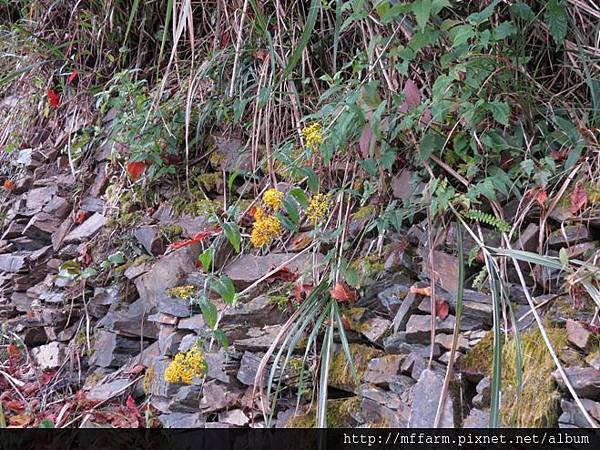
(3, 179), (15, 191)
(125, 395), (142, 422)
(570, 183), (588, 215)
(47, 88), (60, 108)
(167, 228), (218, 252)
(74, 210), (90, 224)
(435, 298), (450, 320)
(127, 161), (146, 181)
(67, 70), (78, 84)
(358, 125), (373, 159)
(293, 283), (313, 303)
(266, 266), (299, 284)
(7, 344), (20, 359)
(399, 79), (421, 113)
(535, 189), (548, 207)
(4, 400), (25, 412)
(329, 281), (357, 303)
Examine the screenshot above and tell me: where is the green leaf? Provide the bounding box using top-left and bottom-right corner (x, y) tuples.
(198, 246), (214, 272)
(282, 0), (321, 79)
(493, 21), (517, 40)
(487, 101), (510, 126)
(108, 251), (125, 265)
(450, 24), (475, 47)
(412, 0), (433, 32)
(212, 329), (229, 348)
(211, 275), (236, 305)
(80, 268), (98, 279)
(222, 222), (241, 253)
(39, 419), (55, 428)
(227, 171), (241, 192)
(559, 247), (569, 268)
(510, 2), (534, 21)
(418, 132), (444, 163)
(198, 297), (218, 329)
(289, 187), (308, 207)
(544, 0), (568, 45)
(283, 195), (300, 224)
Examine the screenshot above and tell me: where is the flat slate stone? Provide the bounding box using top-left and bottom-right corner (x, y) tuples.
(409, 369), (454, 427)
(64, 212), (106, 243)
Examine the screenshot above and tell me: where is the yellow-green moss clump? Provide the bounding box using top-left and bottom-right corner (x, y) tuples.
(501, 325), (567, 427)
(167, 285), (197, 299)
(348, 254), (386, 288)
(285, 398), (361, 428)
(461, 325), (568, 427)
(161, 224), (184, 240)
(329, 344), (382, 392)
(352, 204), (377, 221)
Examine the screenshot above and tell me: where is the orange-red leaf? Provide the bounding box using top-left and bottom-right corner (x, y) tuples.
(435, 298), (450, 320)
(167, 228), (217, 251)
(67, 70), (78, 84)
(293, 283), (313, 303)
(127, 161), (146, 181)
(535, 189), (548, 207)
(570, 183), (588, 215)
(266, 266), (299, 284)
(329, 281), (357, 303)
(74, 210), (90, 224)
(409, 285), (432, 297)
(47, 88), (60, 108)
(7, 343), (20, 359)
(3, 179), (15, 191)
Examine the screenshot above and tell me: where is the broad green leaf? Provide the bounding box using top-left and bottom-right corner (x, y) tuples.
(211, 275), (236, 305)
(198, 297), (218, 329)
(412, 0), (433, 32)
(289, 187), (308, 207)
(418, 132), (444, 163)
(222, 222), (241, 253)
(198, 246), (214, 272)
(80, 268), (98, 279)
(450, 24), (475, 47)
(493, 21), (517, 40)
(212, 329), (229, 348)
(510, 2), (534, 21)
(108, 251), (125, 265)
(487, 101), (510, 126)
(283, 195), (300, 224)
(544, 0), (568, 45)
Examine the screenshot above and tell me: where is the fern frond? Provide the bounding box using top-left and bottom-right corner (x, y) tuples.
(462, 209), (510, 233)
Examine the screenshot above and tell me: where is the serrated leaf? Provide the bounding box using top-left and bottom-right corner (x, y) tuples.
(412, 0), (433, 32)
(487, 101), (510, 126)
(493, 21), (517, 40)
(544, 0), (568, 45)
(418, 132), (444, 163)
(80, 268), (98, 279)
(222, 222), (241, 253)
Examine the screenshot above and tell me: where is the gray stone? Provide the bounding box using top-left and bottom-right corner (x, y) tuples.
(31, 342), (65, 370)
(159, 412), (206, 428)
(178, 314), (208, 333)
(157, 294), (191, 317)
(147, 357), (187, 397)
(87, 378), (131, 402)
(134, 244), (201, 308)
(134, 225), (165, 256)
(358, 398), (408, 427)
(553, 367), (600, 399)
(158, 329), (188, 356)
(223, 252), (321, 289)
(234, 325), (283, 351)
(221, 295), (286, 340)
(219, 409), (250, 427)
(364, 355), (403, 386)
(178, 334), (199, 353)
(360, 317), (391, 343)
(559, 399), (600, 428)
(566, 320), (591, 350)
(435, 333), (469, 352)
(205, 351), (232, 384)
(421, 251), (460, 294)
(169, 385), (204, 412)
(405, 314), (456, 343)
(392, 292), (418, 332)
(375, 283), (412, 316)
(548, 225), (591, 247)
(472, 377), (491, 408)
(64, 212), (106, 243)
(237, 351), (262, 386)
(0, 253), (28, 273)
(359, 384), (403, 411)
(90, 330), (147, 368)
(100, 298), (159, 338)
(409, 369), (454, 427)
(463, 408), (490, 428)
(200, 380), (243, 413)
(586, 351), (600, 371)
(26, 186), (57, 211)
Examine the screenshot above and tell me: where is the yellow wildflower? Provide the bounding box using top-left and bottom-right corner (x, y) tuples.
(251, 214), (282, 248)
(262, 188), (284, 211)
(164, 347), (207, 384)
(301, 122), (324, 150)
(306, 193), (331, 225)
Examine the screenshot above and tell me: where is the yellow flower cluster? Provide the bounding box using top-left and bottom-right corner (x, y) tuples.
(251, 208), (282, 248)
(301, 122), (324, 150)
(306, 193), (331, 225)
(164, 347), (207, 384)
(262, 188), (284, 211)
